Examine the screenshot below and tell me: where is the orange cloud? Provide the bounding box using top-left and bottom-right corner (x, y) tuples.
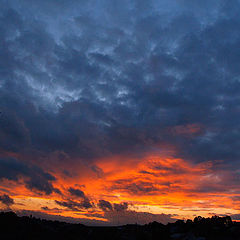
(1, 153), (240, 223)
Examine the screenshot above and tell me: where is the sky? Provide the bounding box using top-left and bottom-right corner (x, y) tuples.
(0, 0), (240, 225)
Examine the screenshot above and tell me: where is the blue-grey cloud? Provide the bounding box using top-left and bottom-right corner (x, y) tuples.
(0, 0), (240, 195)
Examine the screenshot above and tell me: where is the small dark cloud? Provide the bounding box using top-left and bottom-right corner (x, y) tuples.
(91, 165), (104, 178)
(152, 164), (187, 175)
(0, 194), (14, 206)
(62, 170), (72, 177)
(68, 187), (92, 209)
(41, 206), (50, 211)
(139, 170), (155, 175)
(41, 206), (61, 212)
(80, 198), (92, 209)
(113, 202), (128, 212)
(98, 200), (128, 212)
(231, 196), (240, 202)
(111, 179), (160, 195)
(98, 200), (113, 211)
(55, 199), (92, 211)
(68, 187), (85, 198)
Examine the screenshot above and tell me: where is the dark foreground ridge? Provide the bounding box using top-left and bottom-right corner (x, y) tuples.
(0, 212), (240, 240)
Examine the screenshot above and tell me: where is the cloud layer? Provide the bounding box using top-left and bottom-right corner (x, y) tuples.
(0, 0), (240, 224)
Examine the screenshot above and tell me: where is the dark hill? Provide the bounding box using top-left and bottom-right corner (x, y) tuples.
(0, 211), (239, 240)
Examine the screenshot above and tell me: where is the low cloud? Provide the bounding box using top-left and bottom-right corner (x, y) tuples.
(97, 200), (176, 224)
(104, 210), (177, 225)
(17, 208), (177, 226)
(55, 199), (92, 211)
(16, 210), (106, 226)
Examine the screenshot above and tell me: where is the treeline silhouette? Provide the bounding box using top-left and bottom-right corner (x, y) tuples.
(0, 211), (239, 240)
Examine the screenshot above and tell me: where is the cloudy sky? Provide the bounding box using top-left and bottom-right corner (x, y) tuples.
(0, 0), (240, 225)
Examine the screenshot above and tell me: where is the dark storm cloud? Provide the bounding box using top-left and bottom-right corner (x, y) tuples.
(0, 0), (240, 193)
(0, 194), (14, 206)
(0, 158), (58, 195)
